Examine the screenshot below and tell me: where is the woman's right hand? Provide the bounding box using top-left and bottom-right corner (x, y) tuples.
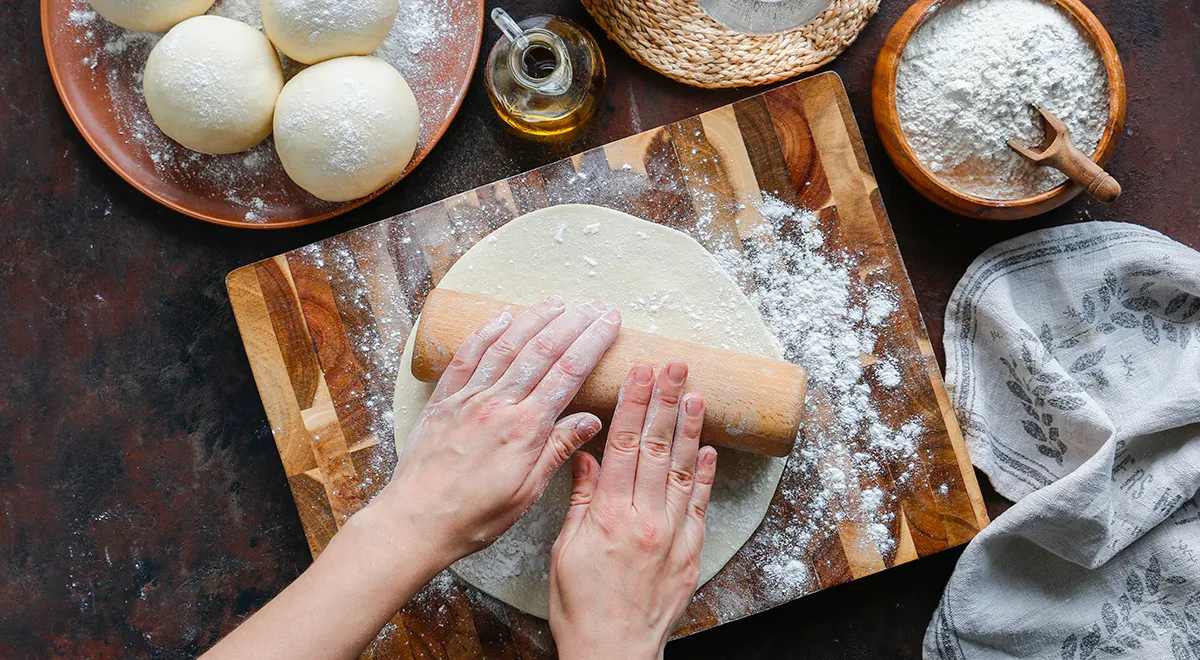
(548, 360), (717, 660)
(375, 296), (621, 563)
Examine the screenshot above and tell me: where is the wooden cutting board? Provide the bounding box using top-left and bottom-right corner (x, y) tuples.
(228, 72), (988, 658)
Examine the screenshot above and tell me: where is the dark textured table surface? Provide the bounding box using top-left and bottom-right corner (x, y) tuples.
(3, 0), (1197, 657)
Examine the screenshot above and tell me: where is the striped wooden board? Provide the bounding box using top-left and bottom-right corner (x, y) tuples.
(228, 72), (989, 658)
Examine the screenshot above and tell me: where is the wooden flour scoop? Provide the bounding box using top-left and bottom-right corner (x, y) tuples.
(410, 288), (808, 457)
(1008, 106), (1122, 203)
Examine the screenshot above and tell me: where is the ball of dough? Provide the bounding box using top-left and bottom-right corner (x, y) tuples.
(261, 0), (399, 64)
(273, 56), (419, 202)
(143, 16), (284, 155)
(89, 0), (215, 32)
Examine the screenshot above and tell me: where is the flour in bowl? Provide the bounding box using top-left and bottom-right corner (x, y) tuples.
(895, 0), (1109, 200)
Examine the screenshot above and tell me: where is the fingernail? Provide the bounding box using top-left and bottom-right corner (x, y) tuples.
(633, 363), (653, 385)
(667, 361), (687, 385)
(588, 299), (607, 312)
(577, 416), (601, 436)
(572, 453), (589, 478)
(685, 395), (704, 417)
(602, 309), (622, 324)
(701, 448), (718, 466)
(546, 295), (565, 309)
(489, 310), (513, 329)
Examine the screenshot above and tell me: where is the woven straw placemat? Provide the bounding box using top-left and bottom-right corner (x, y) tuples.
(581, 0), (881, 88)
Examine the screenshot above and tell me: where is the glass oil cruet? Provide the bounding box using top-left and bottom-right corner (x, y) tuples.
(484, 8), (606, 137)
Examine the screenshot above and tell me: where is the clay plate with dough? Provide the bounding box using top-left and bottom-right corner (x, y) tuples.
(42, 0), (484, 229)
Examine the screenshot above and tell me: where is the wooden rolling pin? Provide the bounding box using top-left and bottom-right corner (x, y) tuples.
(410, 288), (806, 457)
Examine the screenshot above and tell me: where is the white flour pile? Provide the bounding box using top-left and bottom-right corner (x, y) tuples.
(896, 0), (1109, 199)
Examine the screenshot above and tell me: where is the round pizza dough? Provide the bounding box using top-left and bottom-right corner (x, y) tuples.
(392, 204), (788, 620)
(89, 0), (215, 32)
(273, 56), (419, 203)
(261, 0), (400, 64)
(143, 16), (284, 154)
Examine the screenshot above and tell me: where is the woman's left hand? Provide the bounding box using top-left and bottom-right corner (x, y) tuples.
(372, 295), (623, 563)
(548, 361), (715, 660)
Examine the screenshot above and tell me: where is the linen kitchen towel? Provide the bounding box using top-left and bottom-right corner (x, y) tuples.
(925, 222), (1200, 659)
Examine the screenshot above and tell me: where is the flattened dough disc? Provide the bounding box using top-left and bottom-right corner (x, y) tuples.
(392, 204), (788, 619)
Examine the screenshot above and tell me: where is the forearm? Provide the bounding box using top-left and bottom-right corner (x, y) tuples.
(201, 501), (451, 660)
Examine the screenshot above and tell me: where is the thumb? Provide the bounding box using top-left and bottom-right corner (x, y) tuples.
(559, 452), (600, 543)
(536, 412), (602, 480)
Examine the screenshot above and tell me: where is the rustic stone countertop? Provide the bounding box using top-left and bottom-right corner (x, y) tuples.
(2, 0), (1197, 657)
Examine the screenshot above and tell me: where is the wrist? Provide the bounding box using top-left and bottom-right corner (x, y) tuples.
(342, 496), (460, 590)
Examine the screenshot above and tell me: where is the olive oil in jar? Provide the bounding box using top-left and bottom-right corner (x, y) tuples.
(484, 9), (606, 137)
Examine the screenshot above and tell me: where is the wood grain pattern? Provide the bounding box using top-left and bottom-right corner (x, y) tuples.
(227, 72), (988, 658)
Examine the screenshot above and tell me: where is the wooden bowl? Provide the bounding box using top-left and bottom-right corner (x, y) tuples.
(42, 0), (484, 229)
(872, 0), (1126, 220)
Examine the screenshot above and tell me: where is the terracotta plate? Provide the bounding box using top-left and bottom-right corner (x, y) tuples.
(42, 0), (484, 229)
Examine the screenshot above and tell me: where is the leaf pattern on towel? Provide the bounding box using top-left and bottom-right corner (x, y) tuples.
(1008, 268), (1200, 454)
(1063, 268), (1200, 351)
(999, 329), (1092, 464)
(1060, 556), (1200, 659)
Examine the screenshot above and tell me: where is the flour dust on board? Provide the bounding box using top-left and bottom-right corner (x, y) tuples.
(285, 149), (936, 627)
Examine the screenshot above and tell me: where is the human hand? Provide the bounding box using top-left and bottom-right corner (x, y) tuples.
(548, 361), (716, 660)
(373, 295), (622, 564)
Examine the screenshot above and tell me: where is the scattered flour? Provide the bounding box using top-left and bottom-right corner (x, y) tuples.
(866, 294), (897, 326)
(870, 418), (923, 458)
(859, 487), (884, 512)
(373, 0), (452, 90)
(896, 0), (1109, 199)
(763, 558), (809, 591)
(706, 194), (927, 598)
(68, 8), (97, 25)
(210, 0), (265, 28)
(822, 465), (848, 494)
(875, 359), (901, 388)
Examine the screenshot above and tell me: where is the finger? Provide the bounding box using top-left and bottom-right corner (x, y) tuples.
(633, 360), (688, 513)
(429, 310), (514, 403)
(593, 363), (654, 506)
(534, 412), (602, 482)
(526, 308), (621, 417)
(665, 393), (705, 526)
(558, 452), (600, 544)
(462, 295), (565, 393)
(683, 446), (717, 554)
(492, 301), (606, 401)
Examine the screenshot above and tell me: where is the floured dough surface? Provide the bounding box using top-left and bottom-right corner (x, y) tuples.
(273, 56), (419, 202)
(142, 16), (283, 155)
(392, 204), (787, 619)
(89, 0), (216, 32)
